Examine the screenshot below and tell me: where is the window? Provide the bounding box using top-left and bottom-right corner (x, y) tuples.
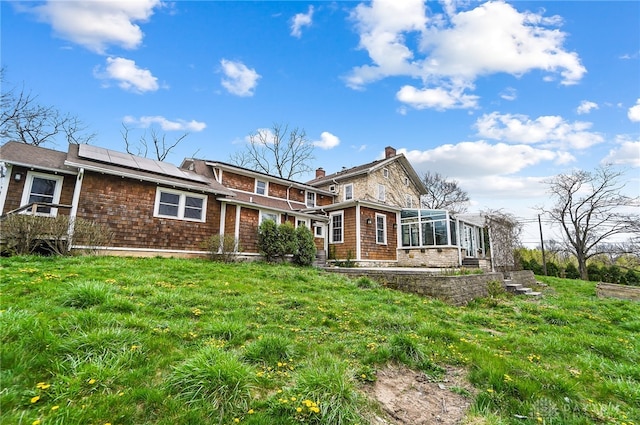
(315, 225), (324, 237)
(404, 177), (409, 186)
(400, 209), (454, 247)
(154, 188), (206, 222)
(344, 184), (353, 201)
(20, 172), (64, 216)
(376, 213), (387, 244)
(383, 168), (389, 179)
(330, 212), (343, 243)
(405, 194), (414, 208)
(306, 191), (316, 208)
(260, 211), (279, 224)
(377, 184), (386, 202)
(297, 219), (308, 228)
(255, 180), (267, 195)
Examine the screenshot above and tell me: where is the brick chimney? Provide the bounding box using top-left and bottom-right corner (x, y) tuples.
(385, 146), (396, 158)
(315, 167), (326, 179)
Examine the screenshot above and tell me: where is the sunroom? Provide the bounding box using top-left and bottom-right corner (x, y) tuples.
(397, 209), (488, 269)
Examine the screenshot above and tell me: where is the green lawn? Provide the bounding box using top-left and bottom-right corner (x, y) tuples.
(1, 256), (638, 425)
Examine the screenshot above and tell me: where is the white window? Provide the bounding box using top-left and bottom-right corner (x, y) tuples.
(330, 212), (344, 243)
(260, 211), (279, 224)
(20, 172), (64, 216)
(306, 191), (316, 207)
(314, 225), (324, 237)
(405, 194), (414, 208)
(404, 177), (409, 186)
(297, 219), (309, 228)
(377, 184), (386, 202)
(376, 213), (387, 244)
(383, 168), (389, 179)
(154, 188), (207, 222)
(344, 184), (353, 201)
(255, 180), (267, 195)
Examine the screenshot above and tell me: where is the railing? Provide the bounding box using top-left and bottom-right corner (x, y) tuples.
(0, 202), (73, 219)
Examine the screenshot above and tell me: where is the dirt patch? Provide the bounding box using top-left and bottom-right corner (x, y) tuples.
(365, 365), (476, 425)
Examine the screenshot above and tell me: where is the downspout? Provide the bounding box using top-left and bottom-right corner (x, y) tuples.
(67, 168), (84, 251)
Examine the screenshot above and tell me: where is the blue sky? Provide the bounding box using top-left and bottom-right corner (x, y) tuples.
(2, 0), (639, 245)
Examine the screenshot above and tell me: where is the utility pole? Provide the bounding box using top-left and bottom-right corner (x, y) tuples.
(538, 214), (547, 276)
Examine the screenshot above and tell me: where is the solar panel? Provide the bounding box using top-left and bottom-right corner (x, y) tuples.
(77, 144), (210, 184)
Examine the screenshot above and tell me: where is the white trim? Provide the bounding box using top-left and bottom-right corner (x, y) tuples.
(344, 183), (353, 201)
(355, 204), (361, 260)
(20, 171), (65, 217)
(382, 168), (389, 179)
(306, 191), (316, 208)
(375, 213), (387, 245)
(259, 210), (280, 224)
(153, 187), (207, 222)
(329, 211), (344, 243)
(67, 168), (85, 251)
(255, 179), (268, 195)
(235, 204), (241, 242)
(71, 245), (211, 255)
(0, 163), (12, 215)
(220, 202), (227, 236)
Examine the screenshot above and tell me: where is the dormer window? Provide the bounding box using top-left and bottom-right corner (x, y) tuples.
(306, 191), (316, 208)
(255, 180), (267, 195)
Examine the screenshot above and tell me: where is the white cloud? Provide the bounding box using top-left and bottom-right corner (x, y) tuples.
(602, 138), (640, 167)
(628, 99), (640, 122)
(220, 59), (261, 97)
(291, 6), (314, 38)
(396, 84), (479, 110)
(346, 0), (586, 109)
(123, 115), (206, 132)
(95, 57), (159, 93)
(500, 87), (517, 101)
(312, 132), (340, 150)
(577, 100), (598, 115)
(31, 0), (161, 54)
(474, 112), (604, 150)
(400, 141), (559, 178)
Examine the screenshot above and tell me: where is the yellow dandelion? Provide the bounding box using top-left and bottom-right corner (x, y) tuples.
(32, 420), (41, 425)
(51, 405), (60, 411)
(248, 409), (255, 414)
(290, 396), (296, 401)
(88, 378), (96, 384)
(310, 406), (320, 413)
(234, 419), (240, 423)
(296, 407), (302, 413)
(30, 395), (40, 403)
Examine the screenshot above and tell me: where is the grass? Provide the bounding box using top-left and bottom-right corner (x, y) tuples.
(1, 256), (638, 425)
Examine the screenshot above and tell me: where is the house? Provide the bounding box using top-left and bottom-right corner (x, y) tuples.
(0, 141), (490, 269)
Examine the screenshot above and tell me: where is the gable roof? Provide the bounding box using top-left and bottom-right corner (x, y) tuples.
(0, 141), (76, 174)
(307, 153), (427, 194)
(200, 159), (334, 196)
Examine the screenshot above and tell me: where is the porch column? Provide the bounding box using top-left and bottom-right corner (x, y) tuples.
(355, 202), (361, 261)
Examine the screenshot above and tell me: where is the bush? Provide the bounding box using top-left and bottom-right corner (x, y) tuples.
(564, 263), (580, 279)
(293, 225), (316, 266)
(587, 263), (602, 282)
(203, 233), (240, 262)
(257, 220), (282, 262)
(1, 214), (112, 256)
(279, 222), (297, 257)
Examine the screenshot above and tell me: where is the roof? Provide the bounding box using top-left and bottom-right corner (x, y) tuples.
(307, 153), (427, 194)
(202, 159), (334, 196)
(65, 144), (235, 196)
(0, 141), (77, 174)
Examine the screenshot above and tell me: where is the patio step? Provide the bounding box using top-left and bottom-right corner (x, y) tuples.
(504, 280), (542, 298)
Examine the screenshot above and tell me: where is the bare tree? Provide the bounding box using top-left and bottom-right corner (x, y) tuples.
(540, 165), (640, 280)
(121, 123), (188, 161)
(484, 209), (522, 273)
(420, 172), (469, 214)
(229, 123), (315, 179)
(1, 69), (94, 146)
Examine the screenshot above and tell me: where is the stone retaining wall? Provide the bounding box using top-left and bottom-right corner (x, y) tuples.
(504, 270), (537, 286)
(596, 282), (640, 301)
(327, 268), (504, 305)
